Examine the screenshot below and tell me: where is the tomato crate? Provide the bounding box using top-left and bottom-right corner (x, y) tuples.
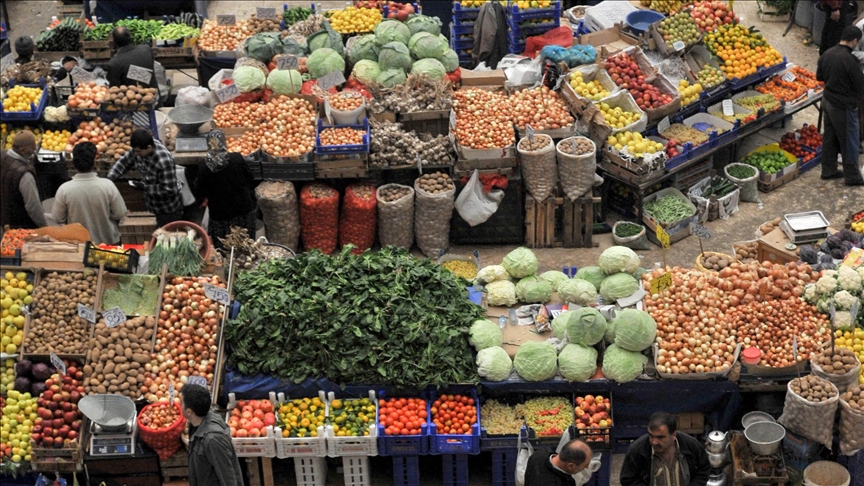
(798, 146), (821, 174)
(224, 393), (277, 458)
(0, 248), (22, 267)
(376, 391), (429, 456)
(315, 118), (370, 155)
(83, 242), (139, 273)
(506, 2), (562, 22)
(274, 391), (328, 459)
(428, 389), (481, 455)
(2, 78), (49, 121)
(324, 390), (378, 457)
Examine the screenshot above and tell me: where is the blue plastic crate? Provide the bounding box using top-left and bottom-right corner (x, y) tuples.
(700, 83), (731, 110)
(392, 455), (421, 486)
(728, 57), (787, 90)
(376, 392), (429, 456)
(0, 248), (22, 267)
(442, 454), (470, 486)
(453, 3), (481, 20)
(452, 19), (476, 35)
(507, 37), (526, 55)
(450, 25), (474, 50)
(428, 389), (481, 455)
(491, 448), (518, 486)
(2, 78), (48, 121)
(574, 19), (592, 37)
(506, 17), (560, 37)
(481, 432), (519, 451)
(315, 118), (370, 155)
(798, 147), (821, 173)
(507, 3), (562, 22)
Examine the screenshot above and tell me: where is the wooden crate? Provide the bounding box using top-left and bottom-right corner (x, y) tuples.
(525, 193), (600, 248)
(675, 412), (705, 435)
(454, 157), (518, 176)
(119, 212), (157, 246)
(314, 155), (369, 179)
(160, 447), (189, 483)
(397, 110), (450, 137)
(31, 439), (84, 473)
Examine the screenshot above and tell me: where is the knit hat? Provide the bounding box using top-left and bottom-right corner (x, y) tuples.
(14, 36), (34, 58)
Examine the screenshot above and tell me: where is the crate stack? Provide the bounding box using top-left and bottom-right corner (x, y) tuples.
(451, 3), (481, 68)
(506, 0), (562, 55)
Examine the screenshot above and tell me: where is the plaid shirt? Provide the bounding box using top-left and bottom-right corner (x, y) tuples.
(107, 140), (182, 215)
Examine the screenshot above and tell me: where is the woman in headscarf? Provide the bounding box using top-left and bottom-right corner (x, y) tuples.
(192, 130), (257, 250)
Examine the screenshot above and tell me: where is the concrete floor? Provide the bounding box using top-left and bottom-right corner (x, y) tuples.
(5, 1), (862, 485)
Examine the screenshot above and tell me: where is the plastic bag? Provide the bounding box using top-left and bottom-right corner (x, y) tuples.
(515, 430), (536, 486)
(339, 183), (377, 254)
(778, 377), (839, 449)
(612, 221), (651, 250)
(176, 86), (215, 108)
(299, 183), (340, 253)
(455, 170), (505, 227)
(208, 69), (233, 91)
(523, 26), (574, 58)
(838, 393), (864, 455)
(556, 428), (604, 485)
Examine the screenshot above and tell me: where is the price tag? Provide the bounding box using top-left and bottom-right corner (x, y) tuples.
(525, 124), (535, 141)
(169, 381), (176, 404)
(416, 154), (423, 174)
(317, 70), (346, 91)
(50, 352), (66, 376)
(204, 283), (230, 305)
(216, 84), (241, 103)
(722, 99), (734, 117)
(449, 110), (457, 127)
(782, 71), (796, 83)
(256, 7), (277, 19)
(277, 55), (299, 70)
(127, 65), (153, 84)
(77, 303), (97, 324)
(187, 375), (208, 388)
(217, 14), (236, 25)
(672, 40), (686, 51)
(70, 65), (95, 83)
(21, 305), (30, 317)
(102, 306), (126, 328)
(649, 273), (673, 294)
(689, 222), (712, 239)
(655, 226), (670, 249)
(658, 116), (671, 134)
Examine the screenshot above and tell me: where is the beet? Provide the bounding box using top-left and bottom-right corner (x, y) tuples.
(31, 381), (47, 396)
(14, 359), (32, 376)
(14, 376), (31, 394)
(31, 363), (52, 381)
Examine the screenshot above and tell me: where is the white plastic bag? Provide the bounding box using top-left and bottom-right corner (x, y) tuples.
(208, 69), (233, 91)
(176, 86), (214, 108)
(455, 170), (504, 227)
(515, 433), (535, 486)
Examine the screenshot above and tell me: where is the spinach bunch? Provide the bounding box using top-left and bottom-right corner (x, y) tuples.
(226, 246), (486, 387)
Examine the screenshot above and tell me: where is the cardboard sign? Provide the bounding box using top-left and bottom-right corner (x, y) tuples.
(672, 41), (686, 51)
(689, 222), (712, 239)
(655, 226), (671, 248)
(217, 15), (236, 25)
(658, 116), (670, 134)
(318, 70), (346, 91)
(77, 303), (97, 324)
(649, 273), (673, 294)
(127, 65), (153, 84)
(525, 124), (535, 141)
(215, 84), (241, 103)
(70, 65), (95, 83)
(257, 7), (277, 19)
(187, 375), (208, 388)
(51, 352), (66, 375)
(204, 283), (230, 305)
(722, 99), (734, 117)
(277, 55), (299, 70)
(169, 381), (176, 404)
(103, 306), (126, 328)
(782, 72), (796, 83)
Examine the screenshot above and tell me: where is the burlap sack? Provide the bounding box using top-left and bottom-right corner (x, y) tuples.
(811, 355), (861, 394)
(414, 180), (455, 258)
(255, 181), (300, 251)
(556, 136), (597, 201)
(778, 377), (839, 449)
(376, 184), (414, 249)
(838, 390), (864, 455)
(518, 134), (557, 202)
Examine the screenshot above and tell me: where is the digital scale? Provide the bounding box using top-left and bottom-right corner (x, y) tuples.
(79, 394), (138, 457)
(780, 211), (830, 244)
(89, 419), (137, 456)
(167, 105), (213, 153)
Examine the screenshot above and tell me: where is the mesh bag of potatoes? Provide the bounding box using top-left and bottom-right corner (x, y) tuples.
(810, 346), (861, 394)
(255, 181), (300, 252)
(778, 375), (839, 448)
(376, 184), (415, 249)
(83, 316), (155, 399)
(556, 136), (597, 201)
(518, 134), (557, 202)
(414, 172), (455, 258)
(838, 386), (864, 455)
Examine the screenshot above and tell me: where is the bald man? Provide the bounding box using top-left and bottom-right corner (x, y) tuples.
(1, 131), (46, 228)
(525, 438), (593, 486)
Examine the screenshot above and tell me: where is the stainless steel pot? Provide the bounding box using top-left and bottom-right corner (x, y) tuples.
(708, 450), (729, 469)
(706, 431), (729, 454)
(744, 422), (785, 456)
(741, 411), (776, 430)
(707, 472), (727, 486)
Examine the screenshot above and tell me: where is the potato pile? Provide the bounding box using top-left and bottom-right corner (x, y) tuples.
(100, 119), (134, 161)
(841, 386), (864, 411)
(734, 241), (758, 263)
(701, 253), (730, 271)
(519, 135), (552, 152)
(83, 316), (155, 398)
(813, 347), (860, 375)
(417, 172), (454, 194)
(790, 375), (837, 403)
(759, 217), (783, 236)
(379, 185), (412, 203)
(558, 137), (594, 156)
(27, 271), (98, 355)
(104, 85), (157, 108)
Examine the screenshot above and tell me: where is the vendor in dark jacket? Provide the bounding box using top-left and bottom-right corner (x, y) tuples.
(192, 130), (257, 249)
(524, 438), (592, 486)
(105, 26), (158, 90)
(181, 384), (244, 486)
(620, 412), (710, 486)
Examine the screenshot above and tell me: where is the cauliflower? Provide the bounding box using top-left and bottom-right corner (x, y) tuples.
(833, 290), (859, 311)
(834, 310), (853, 330)
(838, 265), (862, 292)
(803, 284), (818, 305)
(815, 275), (838, 295)
(816, 297), (832, 314)
(857, 265), (864, 281)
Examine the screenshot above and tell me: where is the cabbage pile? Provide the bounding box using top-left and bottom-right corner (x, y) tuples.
(539, 270), (569, 292)
(307, 47), (346, 79)
(348, 34), (379, 64)
(598, 246), (641, 275)
(351, 59), (381, 85)
(599, 273), (640, 301)
(555, 307), (606, 346)
(602, 344), (647, 383)
(557, 278), (597, 306)
(502, 247), (538, 279)
(515, 276), (553, 304)
(359, 18), (457, 87)
(558, 344), (598, 382)
(513, 341), (558, 381)
(612, 309), (657, 352)
(266, 69), (303, 95)
(575, 266), (606, 291)
(233, 66), (266, 92)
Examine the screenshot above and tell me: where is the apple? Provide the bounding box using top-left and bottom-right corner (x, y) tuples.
(43, 390), (54, 401)
(67, 430), (77, 441)
(63, 411), (77, 424)
(43, 436), (54, 447)
(71, 420), (82, 431)
(53, 418), (64, 429)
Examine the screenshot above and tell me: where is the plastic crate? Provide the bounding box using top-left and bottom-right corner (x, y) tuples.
(2, 78), (49, 121)
(798, 146), (821, 174)
(442, 454), (470, 486)
(83, 242), (139, 273)
(492, 448), (518, 486)
(376, 392), (429, 456)
(294, 456), (328, 486)
(452, 3), (481, 20)
(507, 2), (562, 22)
(428, 389), (481, 455)
(342, 456), (371, 486)
(507, 37), (526, 55)
(315, 118), (370, 155)
(507, 17), (560, 37)
(450, 24), (474, 50)
(225, 393), (277, 458)
(728, 57), (787, 90)
(392, 455), (420, 486)
(0, 249), (22, 267)
(261, 161), (315, 181)
(325, 390), (378, 457)
(451, 19), (476, 35)
(274, 391), (329, 458)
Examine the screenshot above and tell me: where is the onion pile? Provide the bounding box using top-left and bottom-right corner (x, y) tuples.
(145, 276), (224, 402)
(139, 402), (182, 429)
(226, 130), (259, 156)
(452, 89), (514, 149)
(215, 96), (317, 158)
(198, 21), (247, 51)
(509, 86), (574, 130)
(213, 101), (264, 128)
(319, 126), (364, 146)
(329, 93), (364, 111)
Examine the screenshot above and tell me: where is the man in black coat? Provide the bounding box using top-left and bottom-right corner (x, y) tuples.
(105, 26), (159, 90)
(524, 438), (592, 486)
(620, 412), (710, 486)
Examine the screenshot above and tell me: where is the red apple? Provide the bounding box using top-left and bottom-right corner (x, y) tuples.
(43, 436), (54, 447)
(71, 420), (82, 431)
(53, 418), (64, 429)
(64, 411), (77, 424)
(68, 430), (78, 441)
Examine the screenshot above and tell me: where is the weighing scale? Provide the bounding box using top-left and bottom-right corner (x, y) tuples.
(780, 211), (830, 244)
(79, 394), (138, 457)
(168, 105), (213, 153)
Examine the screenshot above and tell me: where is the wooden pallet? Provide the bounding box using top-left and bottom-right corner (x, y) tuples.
(757, 168), (800, 193)
(160, 448), (189, 483)
(525, 193), (600, 248)
(314, 155), (369, 179)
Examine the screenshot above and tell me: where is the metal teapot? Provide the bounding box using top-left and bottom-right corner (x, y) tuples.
(708, 449), (730, 469)
(707, 472), (727, 486)
(706, 431), (730, 454)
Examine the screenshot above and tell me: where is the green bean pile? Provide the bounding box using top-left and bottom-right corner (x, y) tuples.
(644, 195), (693, 224)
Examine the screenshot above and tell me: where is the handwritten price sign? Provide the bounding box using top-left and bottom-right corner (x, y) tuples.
(217, 15), (236, 25)
(257, 7), (277, 19)
(78, 303), (97, 324)
(655, 226), (671, 249)
(689, 222), (712, 239)
(187, 375), (209, 388)
(672, 41), (686, 51)
(649, 273), (673, 294)
(317, 70), (346, 91)
(216, 84), (241, 103)
(525, 124), (535, 141)
(50, 352), (66, 376)
(103, 307), (127, 328)
(722, 99), (734, 117)
(277, 55), (299, 70)
(127, 65), (153, 84)
(204, 283), (230, 305)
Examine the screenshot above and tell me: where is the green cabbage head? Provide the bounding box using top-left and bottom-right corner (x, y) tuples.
(405, 15), (442, 37)
(513, 341), (558, 381)
(604, 319), (616, 344)
(558, 344), (598, 382)
(562, 307), (606, 346)
(378, 41), (413, 71)
(307, 22), (344, 55)
(598, 246), (641, 275)
(557, 278), (597, 306)
(351, 59), (381, 85)
(599, 273), (640, 302)
(307, 48), (346, 79)
(408, 32), (448, 60)
(612, 309), (657, 352)
(376, 68), (406, 88)
(539, 270), (569, 292)
(486, 280), (517, 307)
(374, 20), (411, 46)
(502, 247), (538, 279)
(515, 276), (552, 304)
(232, 66), (266, 92)
(348, 34), (379, 64)
(575, 266), (606, 291)
(244, 32), (284, 62)
(477, 347), (513, 382)
(469, 319), (503, 351)
(266, 69), (303, 95)
(602, 344), (647, 383)
(438, 49), (460, 73)
(411, 58), (447, 79)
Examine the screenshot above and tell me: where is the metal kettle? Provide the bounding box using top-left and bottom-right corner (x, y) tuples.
(707, 472), (727, 486)
(706, 431), (729, 454)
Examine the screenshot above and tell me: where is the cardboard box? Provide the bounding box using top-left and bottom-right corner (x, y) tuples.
(577, 24), (641, 58)
(460, 69), (507, 87)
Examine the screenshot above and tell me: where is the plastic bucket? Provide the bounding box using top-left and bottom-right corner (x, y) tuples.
(155, 110), (168, 142)
(803, 461), (851, 486)
(326, 97), (366, 125)
(812, 3), (827, 46)
(795, 0), (813, 28)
